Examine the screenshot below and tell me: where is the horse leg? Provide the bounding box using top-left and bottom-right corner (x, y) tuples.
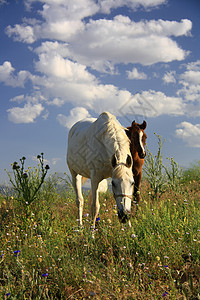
(134, 171), (142, 204)
(71, 171), (84, 226)
(90, 179), (100, 229)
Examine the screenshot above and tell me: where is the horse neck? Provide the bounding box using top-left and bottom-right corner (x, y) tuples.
(130, 142), (140, 161)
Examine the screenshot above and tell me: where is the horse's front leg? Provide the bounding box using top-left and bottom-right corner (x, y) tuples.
(90, 179), (100, 229)
(71, 172), (84, 227)
(134, 171), (142, 204)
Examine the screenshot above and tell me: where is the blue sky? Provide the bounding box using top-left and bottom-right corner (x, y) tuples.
(0, 0), (200, 183)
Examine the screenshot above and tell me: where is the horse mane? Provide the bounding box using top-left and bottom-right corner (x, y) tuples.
(97, 112), (130, 161)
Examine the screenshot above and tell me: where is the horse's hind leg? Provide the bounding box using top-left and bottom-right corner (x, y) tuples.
(71, 171), (84, 226)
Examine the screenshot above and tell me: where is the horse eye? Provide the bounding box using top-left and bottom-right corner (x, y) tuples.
(131, 181), (134, 186)
(112, 180), (116, 187)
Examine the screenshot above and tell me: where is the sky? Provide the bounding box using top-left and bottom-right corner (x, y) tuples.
(0, 0), (200, 183)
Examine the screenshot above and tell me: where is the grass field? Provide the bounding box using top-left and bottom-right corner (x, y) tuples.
(0, 155), (200, 299)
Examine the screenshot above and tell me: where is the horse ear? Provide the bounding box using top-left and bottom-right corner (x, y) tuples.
(111, 154), (117, 168)
(126, 154), (132, 168)
(140, 120), (147, 130)
(131, 120), (136, 127)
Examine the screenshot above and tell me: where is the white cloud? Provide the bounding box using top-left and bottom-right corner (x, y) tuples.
(127, 67), (147, 80)
(0, 61), (30, 87)
(176, 60), (200, 115)
(6, 24), (36, 43)
(124, 90), (185, 117)
(176, 122), (200, 147)
(0, 61), (14, 82)
(67, 17), (190, 71)
(3, 1), (195, 125)
(99, 0), (167, 13)
(163, 71), (176, 84)
(180, 70), (200, 85)
(7, 103), (44, 124)
(57, 107), (91, 128)
(35, 51), (95, 82)
(6, 0), (191, 71)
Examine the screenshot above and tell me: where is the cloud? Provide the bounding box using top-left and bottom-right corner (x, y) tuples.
(35, 51), (95, 82)
(99, 0), (167, 13)
(6, 24), (36, 43)
(57, 107), (91, 128)
(162, 71), (176, 84)
(7, 103), (44, 124)
(0, 0), (7, 6)
(6, 1), (191, 71)
(0, 61), (30, 87)
(67, 17), (190, 72)
(176, 60), (200, 115)
(176, 122), (200, 147)
(127, 67), (147, 80)
(3, 1), (195, 126)
(180, 70), (200, 85)
(120, 90), (185, 118)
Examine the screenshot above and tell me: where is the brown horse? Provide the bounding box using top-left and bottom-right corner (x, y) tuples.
(126, 120), (147, 203)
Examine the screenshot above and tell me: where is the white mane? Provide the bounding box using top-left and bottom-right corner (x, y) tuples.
(95, 112), (130, 163)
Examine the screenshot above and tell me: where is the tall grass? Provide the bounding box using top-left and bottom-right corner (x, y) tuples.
(0, 152), (200, 299)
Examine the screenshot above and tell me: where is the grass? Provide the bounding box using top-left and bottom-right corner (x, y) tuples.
(0, 174), (200, 299)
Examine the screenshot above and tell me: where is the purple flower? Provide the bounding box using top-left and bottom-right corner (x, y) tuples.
(96, 217), (100, 222)
(14, 250), (20, 257)
(6, 293), (11, 297)
(163, 291), (168, 297)
(42, 273), (48, 277)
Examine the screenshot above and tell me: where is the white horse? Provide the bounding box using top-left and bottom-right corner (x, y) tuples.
(67, 112), (134, 228)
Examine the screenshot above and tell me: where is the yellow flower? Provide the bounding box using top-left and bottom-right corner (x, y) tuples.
(156, 256), (160, 261)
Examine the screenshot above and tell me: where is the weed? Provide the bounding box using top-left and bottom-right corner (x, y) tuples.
(6, 153), (50, 218)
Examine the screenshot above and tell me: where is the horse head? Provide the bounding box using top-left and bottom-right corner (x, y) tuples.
(127, 120), (147, 159)
(111, 153), (134, 223)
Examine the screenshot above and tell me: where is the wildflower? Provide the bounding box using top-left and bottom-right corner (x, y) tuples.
(163, 265), (168, 268)
(45, 165), (50, 170)
(6, 292), (11, 297)
(162, 291), (168, 297)
(0, 253), (4, 258)
(12, 163), (19, 170)
(127, 262), (133, 269)
(131, 234), (136, 238)
(14, 250), (20, 257)
(156, 256), (160, 261)
(42, 273), (48, 277)
(22, 173), (28, 179)
(96, 217), (100, 222)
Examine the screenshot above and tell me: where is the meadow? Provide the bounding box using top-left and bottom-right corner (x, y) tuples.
(0, 144), (200, 299)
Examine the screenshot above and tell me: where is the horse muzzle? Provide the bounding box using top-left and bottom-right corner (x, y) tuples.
(118, 211), (131, 223)
(118, 210), (131, 223)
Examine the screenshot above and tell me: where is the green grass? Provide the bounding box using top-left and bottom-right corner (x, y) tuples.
(0, 176), (200, 299)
